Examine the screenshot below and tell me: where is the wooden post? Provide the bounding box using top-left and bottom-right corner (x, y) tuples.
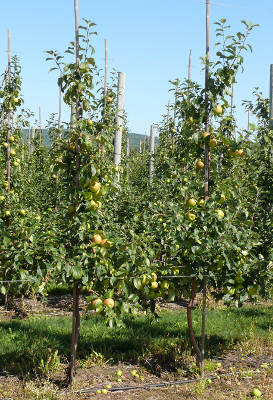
(39, 107), (42, 145)
(139, 140), (142, 154)
(114, 72), (126, 167)
(149, 125), (155, 186)
(269, 65), (273, 129)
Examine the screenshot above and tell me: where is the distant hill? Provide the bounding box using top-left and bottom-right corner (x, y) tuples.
(22, 129), (159, 150)
(128, 133), (159, 150)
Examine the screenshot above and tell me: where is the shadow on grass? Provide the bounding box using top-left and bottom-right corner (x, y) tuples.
(0, 305), (272, 376)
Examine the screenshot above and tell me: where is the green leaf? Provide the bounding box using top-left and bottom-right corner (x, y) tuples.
(72, 265), (83, 280)
(133, 278), (141, 290)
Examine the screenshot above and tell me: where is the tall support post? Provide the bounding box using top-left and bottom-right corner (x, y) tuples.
(102, 39), (108, 157)
(126, 137), (130, 157)
(204, 0), (210, 201)
(69, 0), (81, 385)
(31, 126), (35, 154)
(269, 65), (273, 130)
(143, 131), (147, 154)
(4, 29), (11, 307)
(139, 140), (142, 154)
(114, 72), (126, 169)
(7, 30), (11, 197)
(187, 0), (210, 380)
(126, 137), (130, 182)
(149, 125), (155, 186)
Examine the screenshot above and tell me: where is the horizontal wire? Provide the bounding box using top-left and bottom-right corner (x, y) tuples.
(188, 0), (273, 13)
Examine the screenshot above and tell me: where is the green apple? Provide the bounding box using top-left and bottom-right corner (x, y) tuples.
(252, 388), (262, 397)
(89, 181), (101, 192)
(149, 290), (156, 299)
(20, 209), (26, 216)
(186, 211), (196, 221)
(235, 284), (244, 292)
(150, 281), (158, 290)
(218, 194), (225, 204)
(116, 370), (122, 376)
(186, 198), (196, 207)
(161, 280), (169, 290)
(10, 149), (16, 156)
(68, 204), (76, 213)
(247, 284), (258, 296)
(235, 274), (244, 284)
(0, 196), (4, 201)
(216, 210), (224, 218)
(151, 272), (157, 281)
(3, 142), (8, 148)
(141, 275), (148, 285)
(5, 210), (11, 217)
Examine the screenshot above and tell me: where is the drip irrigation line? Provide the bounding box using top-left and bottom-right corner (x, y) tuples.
(73, 376), (211, 394)
(72, 369), (266, 395)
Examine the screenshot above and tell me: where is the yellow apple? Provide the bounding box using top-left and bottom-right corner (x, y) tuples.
(104, 298), (115, 308)
(92, 234), (102, 244)
(196, 160), (204, 169)
(208, 138), (217, 148)
(215, 104), (223, 114)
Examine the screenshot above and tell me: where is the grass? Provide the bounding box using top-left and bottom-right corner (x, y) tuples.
(0, 304), (273, 375)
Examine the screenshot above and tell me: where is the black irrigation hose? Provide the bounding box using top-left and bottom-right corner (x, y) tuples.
(73, 377), (207, 394)
(73, 369), (265, 395)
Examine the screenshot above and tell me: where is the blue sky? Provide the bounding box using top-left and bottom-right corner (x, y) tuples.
(0, 0), (272, 136)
